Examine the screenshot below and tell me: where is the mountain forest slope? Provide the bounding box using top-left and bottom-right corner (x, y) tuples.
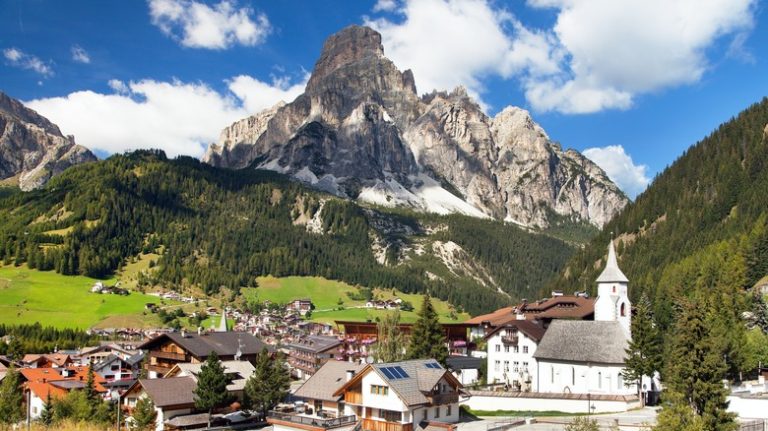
(0, 150), (577, 315)
(550, 97), (768, 330)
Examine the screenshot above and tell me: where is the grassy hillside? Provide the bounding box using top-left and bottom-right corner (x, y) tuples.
(0, 150), (578, 315)
(0, 265), (164, 329)
(243, 275), (469, 324)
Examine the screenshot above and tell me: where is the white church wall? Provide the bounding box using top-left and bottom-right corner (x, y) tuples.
(535, 360), (636, 396)
(462, 392), (641, 414)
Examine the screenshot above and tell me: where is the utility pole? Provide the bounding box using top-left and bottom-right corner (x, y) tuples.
(116, 391), (121, 431)
(27, 389), (31, 431)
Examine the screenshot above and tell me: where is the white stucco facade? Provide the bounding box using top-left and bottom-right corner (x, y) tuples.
(486, 329), (538, 391)
(535, 360), (636, 396)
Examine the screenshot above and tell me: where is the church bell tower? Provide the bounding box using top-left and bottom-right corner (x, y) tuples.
(594, 239), (631, 336)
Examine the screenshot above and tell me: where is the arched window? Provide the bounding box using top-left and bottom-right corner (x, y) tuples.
(598, 372), (602, 389)
(551, 366), (554, 384)
(612, 285), (616, 293)
(620, 303), (626, 317)
(571, 367), (575, 386)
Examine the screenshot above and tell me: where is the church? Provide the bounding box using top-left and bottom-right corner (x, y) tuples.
(532, 239), (636, 395)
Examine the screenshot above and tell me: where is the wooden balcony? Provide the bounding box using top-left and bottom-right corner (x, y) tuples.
(344, 391), (363, 405)
(427, 392), (459, 405)
(501, 334), (518, 345)
(267, 412), (356, 430)
(149, 350), (187, 361)
(146, 364), (173, 375)
(362, 418), (412, 431)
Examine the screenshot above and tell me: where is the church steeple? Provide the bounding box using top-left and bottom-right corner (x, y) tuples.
(594, 239), (631, 337)
(596, 239), (628, 283)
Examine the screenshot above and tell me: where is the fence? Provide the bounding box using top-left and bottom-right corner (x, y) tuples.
(740, 419), (766, 431)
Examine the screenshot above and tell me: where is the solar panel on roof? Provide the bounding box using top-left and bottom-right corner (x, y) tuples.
(380, 367), (396, 379)
(425, 362), (441, 369)
(393, 366), (409, 378)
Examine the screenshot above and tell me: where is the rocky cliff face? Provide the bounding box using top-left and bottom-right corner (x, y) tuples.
(203, 25), (627, 228)
(0, 91), (97, 190)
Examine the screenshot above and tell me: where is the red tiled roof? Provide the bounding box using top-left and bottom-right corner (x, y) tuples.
(21, 366), (107, 400)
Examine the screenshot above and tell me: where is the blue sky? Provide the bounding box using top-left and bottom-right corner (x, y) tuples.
(1, 0), (766, 197)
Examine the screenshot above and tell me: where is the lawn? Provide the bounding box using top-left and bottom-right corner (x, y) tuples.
(0, 265), (165, 329)
(243, 276), (470, 324)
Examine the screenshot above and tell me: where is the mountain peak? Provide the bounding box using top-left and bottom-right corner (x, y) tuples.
(308, 25), (385, 87)
(204, 26), (627, 229)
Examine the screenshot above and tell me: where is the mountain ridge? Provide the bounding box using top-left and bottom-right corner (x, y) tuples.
(0, 91), (97, 191)
(203, 25), (627, 229)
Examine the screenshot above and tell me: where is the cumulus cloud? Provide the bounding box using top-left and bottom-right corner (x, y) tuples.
(583, 145), (650, 198)
(368, 0), (757, 113)
(3, 47), (53, 77)
(26, 74), (307, 158)
(148, 0), (271, 49)
(71, 45), (91, 64)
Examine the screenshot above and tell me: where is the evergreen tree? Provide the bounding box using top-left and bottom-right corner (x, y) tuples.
(39, 392), (54, 426)
(0, 366), (24, 427)
(85, 360), (97, 403)
(193, 352), (231, 428)
(407, 294), (448, 365)
(662, 296), (737, 431)
(375, 311), (405, 363)
(130, 397), (157, 431)
(621, 293), (661, 405)
(244, 349), (290, 418)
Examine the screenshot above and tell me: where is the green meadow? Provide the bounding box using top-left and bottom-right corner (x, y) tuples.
(0, 265), (164, 329)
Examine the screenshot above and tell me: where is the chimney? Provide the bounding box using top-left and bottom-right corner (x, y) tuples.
(346, 370), (356, 381)
(181, 329), (187, 338)
(197, 327), (203, 335)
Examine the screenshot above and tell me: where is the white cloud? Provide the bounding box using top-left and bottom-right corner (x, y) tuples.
(148, 0), (270, 49)
(228, 74), (307, 113)
(26, 74), (307, 158)
(373, 0), (399, 12)
(3, 47), (53, 77)
(368, 0), (757, 114)
(71, 45), (91, 64)
(583, 145), (650, 198)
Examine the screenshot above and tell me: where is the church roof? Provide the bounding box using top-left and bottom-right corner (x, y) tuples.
(596, 240), (628, 283)
(532, 320), (628, 364)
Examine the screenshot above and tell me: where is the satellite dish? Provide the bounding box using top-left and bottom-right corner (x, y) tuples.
(365, 356), (374, 364)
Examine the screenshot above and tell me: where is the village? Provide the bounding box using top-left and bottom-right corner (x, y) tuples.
(2, 240), (765, 430)
(1, 239), (766, 431)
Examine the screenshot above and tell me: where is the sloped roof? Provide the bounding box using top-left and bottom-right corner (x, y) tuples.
(333, 359), (461, 407)
(21, 366), (107, 400)
(294, 360), (365, 402)
(139, 331), (271, 358)
(483, 320), (547, 342)
(287, 335), (342, 354)
(464, 307), (516, 326)
(596, 240), (629, 283)
(137, 376), (197, 407)
(445, 356), (483, 371)
(166, 360), (255, 392)
(533, 320), (628, 364)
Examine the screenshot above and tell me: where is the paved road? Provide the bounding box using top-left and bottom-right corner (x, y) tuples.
(457, 407), (659, 431)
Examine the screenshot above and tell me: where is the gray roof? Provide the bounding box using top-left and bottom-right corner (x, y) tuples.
(169, 360), (255, 392)
(446, 356), (483, 371)
(287, 335), (342, 354)
(294, 360), (366, 402)
(371, 360), (454, 406)
(596, 240), (629, 283)
(140, 331), (272, 358)
(138, 376), (197, 407)
(533, 320), (628, 364)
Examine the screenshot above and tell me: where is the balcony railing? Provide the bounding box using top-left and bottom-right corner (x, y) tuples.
(149, 350), (187, 361)
(361, 418), (413, 431)
(427, 392), (459, 405)
(267, 412), (357, 429)
(501, 334), (518, 345)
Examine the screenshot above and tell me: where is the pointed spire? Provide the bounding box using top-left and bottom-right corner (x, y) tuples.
(216, 309), (229, 332)
(596, 239), (628, 283)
